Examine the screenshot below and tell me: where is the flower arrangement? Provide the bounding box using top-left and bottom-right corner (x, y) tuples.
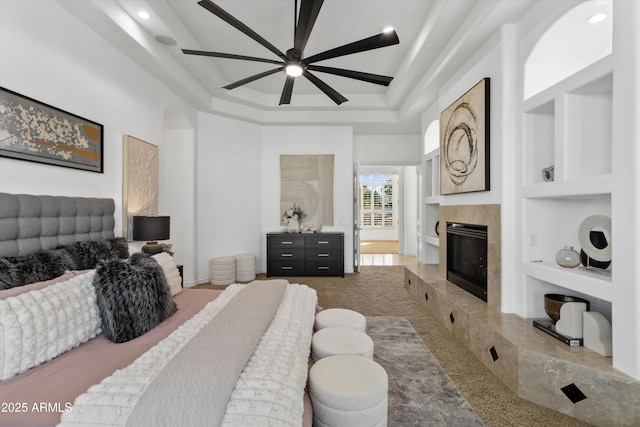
(282, 203), (306, 230)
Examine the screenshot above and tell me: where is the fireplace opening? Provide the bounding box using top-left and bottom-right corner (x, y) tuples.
(446, 222), (488, 302)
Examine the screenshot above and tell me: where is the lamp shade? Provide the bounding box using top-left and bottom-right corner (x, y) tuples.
(133, 216), (170, 241)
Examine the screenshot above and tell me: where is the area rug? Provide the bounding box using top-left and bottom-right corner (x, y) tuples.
(367, 316), (485, 426)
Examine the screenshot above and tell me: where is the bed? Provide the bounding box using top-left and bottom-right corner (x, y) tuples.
(0, 193), (317, 426)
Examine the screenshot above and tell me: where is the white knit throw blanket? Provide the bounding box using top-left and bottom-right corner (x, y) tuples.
(0, 271), (100, 381)
(222, 283), (317, 426)
(59, 282), (317, 426)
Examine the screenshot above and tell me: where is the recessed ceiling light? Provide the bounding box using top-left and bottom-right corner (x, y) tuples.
(586, 12), (607, 24)
(285, 63), (304, 77)
(138, 10), (151, 20)
(381, 25), (395, 34)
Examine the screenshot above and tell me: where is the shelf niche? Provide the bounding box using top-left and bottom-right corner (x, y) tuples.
(523, 57), (613, 189)
(521, 5), (614, 349)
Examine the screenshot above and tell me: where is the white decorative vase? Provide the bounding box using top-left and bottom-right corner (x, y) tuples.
(555, 246), (580, 268)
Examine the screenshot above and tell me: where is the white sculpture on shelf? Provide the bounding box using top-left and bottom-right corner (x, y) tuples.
(555, 302), (588, 338)
(583, 311), (613, 357)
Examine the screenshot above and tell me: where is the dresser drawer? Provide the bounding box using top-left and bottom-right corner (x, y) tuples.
(305, 260), (343, 276)
(269, 249), (304, 261)
(306, 248), (341, 261)
(305, 234), (342, 248)
(268, 235), (304, 249)
(268, 261), (305, 276)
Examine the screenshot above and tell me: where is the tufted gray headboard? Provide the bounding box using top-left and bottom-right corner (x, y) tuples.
(0, 193), (115, 257)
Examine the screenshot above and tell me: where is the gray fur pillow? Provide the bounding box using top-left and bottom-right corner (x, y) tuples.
(107, 237), (129, 260)
(93, 253), (177, 343)
(0, 258), (20, 290)
(8, 248), (75, 287)
(67, 240), (113, 270)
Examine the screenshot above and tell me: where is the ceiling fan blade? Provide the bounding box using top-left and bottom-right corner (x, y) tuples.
(306, 65), (393, 86)
(182, 49), (283, 65)
(223, 67), (284, 90)
(303, 30), (399, 65)
(197, 0), (287, 61)
(294, 0), (324, 54)
(279, 76), (296, 105)
(303, 70), (347, 105)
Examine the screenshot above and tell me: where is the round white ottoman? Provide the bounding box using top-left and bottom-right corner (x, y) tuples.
(233, 253), (256, 282)
(312, 326), (374, 361)
(210, 256), (236, 285)
(315, 308), (366, 332)
(309, 355), (388, 427)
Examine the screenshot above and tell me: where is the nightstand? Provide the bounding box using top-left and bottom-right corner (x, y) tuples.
(177, 264), (184, 287)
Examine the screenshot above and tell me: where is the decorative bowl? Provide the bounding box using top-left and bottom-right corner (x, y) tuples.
(544, 294), (590, 322)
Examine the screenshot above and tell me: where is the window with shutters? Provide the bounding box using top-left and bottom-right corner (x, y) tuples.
(359, 173), (394, 229)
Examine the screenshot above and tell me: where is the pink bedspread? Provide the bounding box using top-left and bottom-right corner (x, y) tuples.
(0, 289), (221, 427)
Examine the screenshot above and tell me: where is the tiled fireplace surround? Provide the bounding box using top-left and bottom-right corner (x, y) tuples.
(404, 204), (640, 427)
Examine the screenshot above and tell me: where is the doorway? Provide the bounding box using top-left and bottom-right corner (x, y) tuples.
(354, 166), (418, 267)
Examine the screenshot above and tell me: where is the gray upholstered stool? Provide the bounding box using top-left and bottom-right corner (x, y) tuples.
(309, 354), (388, 427)
(311, 326), (374, 361)
(315, 308), (366, 332)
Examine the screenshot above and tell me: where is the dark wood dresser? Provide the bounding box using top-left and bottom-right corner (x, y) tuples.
(267, 232), (344, 277)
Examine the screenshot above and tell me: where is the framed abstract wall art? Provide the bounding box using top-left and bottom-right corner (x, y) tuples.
(280, 154), (334, 226)
(0, 87), (103, 173)
(123, 135), (158, 240)
(440, 78), (490, 195)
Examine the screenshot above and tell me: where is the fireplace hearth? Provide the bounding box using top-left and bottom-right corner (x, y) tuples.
(446, 222), (488, 302)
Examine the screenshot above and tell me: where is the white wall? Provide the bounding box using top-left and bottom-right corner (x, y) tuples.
(0, 0), (196, 241)
(163, 126), (196, 284)
(0, 0), (363, 282)
(262, 126), (354, 273)
(403, 165), (418, 256)
(353, 134), (421, 165)
(438, 30), (504, 207)
(195, 112), (263, 282)
(610, 0), (640, 380)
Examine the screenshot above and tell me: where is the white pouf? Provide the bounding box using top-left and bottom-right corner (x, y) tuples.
(315, 308), (366, 332)
(312, 327), (374, 361)
(210, 256), (236, 285)
(309, 355), (388, 427)
(234, 253), (256, 282)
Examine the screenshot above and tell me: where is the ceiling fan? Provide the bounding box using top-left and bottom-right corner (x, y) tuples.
(182, 0), (400, 105)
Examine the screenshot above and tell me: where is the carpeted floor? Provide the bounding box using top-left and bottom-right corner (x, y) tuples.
(210, 266), (592, 427)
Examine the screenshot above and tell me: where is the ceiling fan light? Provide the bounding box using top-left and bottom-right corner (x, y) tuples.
(381, 25), (395, 34)
(285, 63), (304, 77)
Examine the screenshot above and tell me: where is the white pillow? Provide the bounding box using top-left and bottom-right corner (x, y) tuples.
(0, 271), (100, 380)
(152, 252), (182, 296)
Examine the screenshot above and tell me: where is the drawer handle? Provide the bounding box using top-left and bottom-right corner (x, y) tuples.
(281, 241), (293, 245)
(281, 266), (293, 270)
(317, 266), (330, 270)
(281, 254), (293, 257)
(317, 241), (330, 244)
(318, 254), (329, 257)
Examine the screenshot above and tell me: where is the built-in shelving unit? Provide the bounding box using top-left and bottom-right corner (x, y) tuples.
(522, 54), (613, 319)
(422, 148), (441, 263)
